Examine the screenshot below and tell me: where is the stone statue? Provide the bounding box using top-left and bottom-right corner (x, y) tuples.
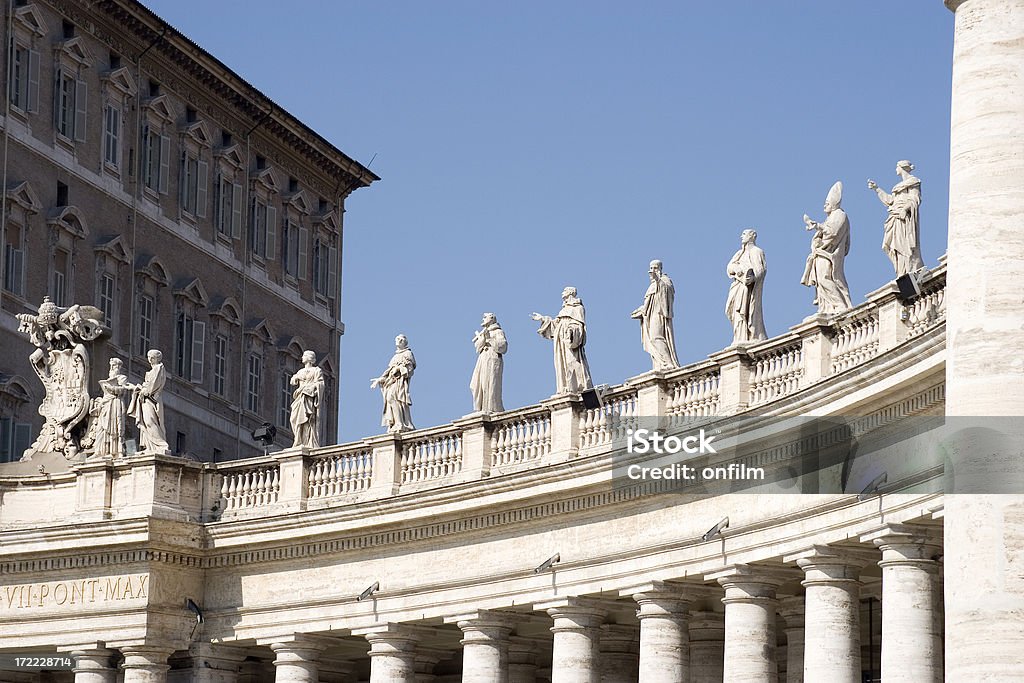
(725, 229), (768, 345)
(531, 287), (593, 395)
(289, 350), (325, 448)
(631, 259), (680, 371)
(868, 160), (925, 277)
(128, 349), (169, 454)
(15, 297), (105, 460)
(371, 335), (416, 433)
(470, 313), (507, 413)
(801, 181), (853, 315)
(81, 358), (131, 458)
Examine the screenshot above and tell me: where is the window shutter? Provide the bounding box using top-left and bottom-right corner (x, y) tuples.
(328, 245), (338, 299)
(179, 151), (187, 206)
(298, 227), (309, 279)
(191, 320), (206, 383)
(13, 423), (31, 461)
(197, 159), (208, 218)
(0, 418), (9, 461)
(159, 134), (170, 194)
(265, 205), (277, 259)
(53, 67), (61, 129)
(27, 49), (40, 112)
(74, 79), (87, 142)
(231, 183), (242, 238)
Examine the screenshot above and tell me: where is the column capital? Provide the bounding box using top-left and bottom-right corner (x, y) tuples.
(600, 623), (640, 653)
(70, 648), (116, 675)
(777, 595), (805, 626)
(353, 622), (422, 650)
(533, 596), (608, 629)
(860, 523), (943, 563)
(269, 638), (327, 659)
(706, 563), (799, 601)
(444, 608), (519, 635)
(785, 545), (876, 586)
(621, 579), (717, 608)
(119, 646), (174, 676)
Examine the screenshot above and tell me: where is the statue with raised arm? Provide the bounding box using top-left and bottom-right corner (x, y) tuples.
(631, 259), (680, 371)
(725, 229), (768, 345)
(868, 160), (924, 277)
(128, 349), (169, 454)
(81, 358), (131, 458)
(801, 181), (853, 315)
(531, 286), (593, 395)
(289, 350), (325, 448)
(15, 297), (105, 460)
(371, 335), (416, 433)
(470, 313), (507, 413)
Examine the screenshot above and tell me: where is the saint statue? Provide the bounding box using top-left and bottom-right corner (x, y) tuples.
(801, 181), (853, 315)
(868, 160), (925, 277)
(470, 313), (507, 413)
(531, 287), (593, 395)
(128, 349), (169, 454)
(289, 350), (325, 448)
(725, 229), (768, 345)
(631, 259), (680, 370)
(371, 335), (416, 433)
(81, 358), (131, 458)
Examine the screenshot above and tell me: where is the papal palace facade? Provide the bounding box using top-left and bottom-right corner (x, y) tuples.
(2, 1), (1024, 682)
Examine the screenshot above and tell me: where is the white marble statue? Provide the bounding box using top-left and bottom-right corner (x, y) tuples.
(81, 358), (131, 458)
(15, 297), (105, 460)
(289, 350), (325, 448)
(531, 287), (593, 395)
(868, 160), (925, 277)
(631, 259), (680, 371)
(725, 229), (768, 345)
(371, 335), (416, 433)
(128, 349), (169, 454)
(470, 313), (507, 413)
(801, 181), (853, 315)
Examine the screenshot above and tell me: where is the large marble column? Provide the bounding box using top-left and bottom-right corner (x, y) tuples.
(71, 648), (117, 683)
(447, 610), (516, 683)
(708, 565), (795, 683)
(627, 582), (698, 682)
(861, 525), (943, 683)
(535, 598), (607, 683)
(688, 611), (724, 683)
(944, 0), (1024, 680)
(787, 547), (870, 683)
(173, 643), (246, 683)
(120, 647), (174, 683)
(270, 640), (324, 683)
(777, 597), (804, 683)
(598, 624), (639, 683)
(354, 624), (420, 683)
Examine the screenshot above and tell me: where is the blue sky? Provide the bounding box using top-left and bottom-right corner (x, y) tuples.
(143, 1), (954, 442)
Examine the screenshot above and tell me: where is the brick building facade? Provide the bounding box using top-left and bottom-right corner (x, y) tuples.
(0, 0), (377, 462)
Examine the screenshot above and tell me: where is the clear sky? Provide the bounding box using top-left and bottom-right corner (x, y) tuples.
(142, 1), (954, 442)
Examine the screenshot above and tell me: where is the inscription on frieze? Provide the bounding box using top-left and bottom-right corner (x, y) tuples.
(1, 574), (148, 610)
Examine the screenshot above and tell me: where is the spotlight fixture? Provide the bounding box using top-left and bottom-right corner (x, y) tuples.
(251, 422), (277, 446)
(580, 384), (610, 411)
(857, 472), (888, 501)
(534, 553), (561, 574)
(357, 581), (380, 602)
(702, 516), (730, 542)
(185, 598), (204, 624)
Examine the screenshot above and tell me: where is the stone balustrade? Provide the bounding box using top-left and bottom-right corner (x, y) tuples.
(0, 264), (947, 526)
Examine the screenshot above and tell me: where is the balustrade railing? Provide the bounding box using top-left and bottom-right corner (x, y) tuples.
(308, 448), (373, 499)
(667, 369), (721, 419)
(491, 409), (552, 467)
(749, 340), (803, 406)
(579, 388), (638, 449)
(832, 311), (881, 373)
(220, 464), (280, 511)
(401, 430), (464, 484)
(905, 273), (946, 338)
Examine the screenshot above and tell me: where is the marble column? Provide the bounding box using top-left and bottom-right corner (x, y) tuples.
(508, 638), (540, 683)
(778, 597), (805, 683)
(861, 525), (943, 683)
(630, 584), (693, 682)
(688, 611), (724, 683)
(535, 598), (607, 683)
(71, 648), (117, 683)
(788, 547), (870, 683)
(709, 565), (795, 683)
(120, 647), (174, 683)
(598, 624), (639, 683)
(270, 640), (324, 683)
(176, 643), (247, 683)
(413, 647), (446, 683)
(944, 0), (1024, 680)
(354, 624), (420, 683)
(319, 658), (356, 683)
(448, 611), (516, 683)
